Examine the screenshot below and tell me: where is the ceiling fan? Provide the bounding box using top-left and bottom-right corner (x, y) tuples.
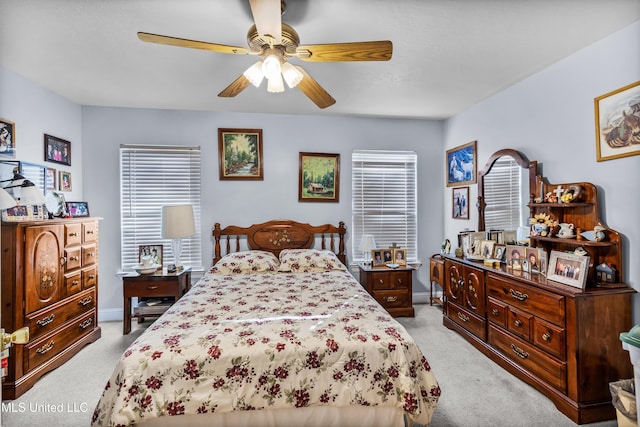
(137, 0), (392, 109)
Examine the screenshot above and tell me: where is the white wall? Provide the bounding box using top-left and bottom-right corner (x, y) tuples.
(81, 108), (444, 319)
(443, 21), (640, 319)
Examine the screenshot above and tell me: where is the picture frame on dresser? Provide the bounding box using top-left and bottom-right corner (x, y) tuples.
(547, 250), (589, 289)
(65, 201), (90, 217)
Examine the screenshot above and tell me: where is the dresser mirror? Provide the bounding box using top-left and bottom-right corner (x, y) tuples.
(477, 149), (537, 232)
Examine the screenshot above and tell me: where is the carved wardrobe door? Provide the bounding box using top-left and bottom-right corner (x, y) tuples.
(24, 225), (64, 313)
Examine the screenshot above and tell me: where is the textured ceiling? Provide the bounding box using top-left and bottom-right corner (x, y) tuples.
(1, 0), (639, 119)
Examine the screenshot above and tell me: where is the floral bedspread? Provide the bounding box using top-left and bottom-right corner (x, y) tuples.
(92, 270), (440, 426)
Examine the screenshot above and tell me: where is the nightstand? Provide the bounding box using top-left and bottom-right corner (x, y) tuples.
(429, 254), (445, 307)
(122, 268), (191, 335)
(358, 264), (415, 317)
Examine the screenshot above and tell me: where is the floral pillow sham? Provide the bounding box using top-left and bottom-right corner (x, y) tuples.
(278, 249), (346, 273)
(210, 250), (280, 274)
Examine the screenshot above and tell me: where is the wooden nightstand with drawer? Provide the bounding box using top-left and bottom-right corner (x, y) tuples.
(358, 264), (415, 317)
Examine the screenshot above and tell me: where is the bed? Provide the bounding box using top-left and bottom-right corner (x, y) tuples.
(92, 220), (440, 426)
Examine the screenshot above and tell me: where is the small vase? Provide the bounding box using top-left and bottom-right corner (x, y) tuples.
(531, 223), (550, 237)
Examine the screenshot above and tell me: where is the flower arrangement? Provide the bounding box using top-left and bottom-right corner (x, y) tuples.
(560, 192), (573, 203)
(529, 213), (556, 227)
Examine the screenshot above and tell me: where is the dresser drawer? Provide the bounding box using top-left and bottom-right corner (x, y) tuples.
(507, 307), (533, 341)
(64, 223), (82, 246)
(487, 296), (507, 328)
(26, 310), (96, 371)
(65, 247), (82, 271)
(533, 318), (566, 360)
(447, 302), (486, 341)
(82, 265), (97, 289)
(26, 288), (96, 340)
(489, 324), (566, 392)
(371, 289), (411, 310)
(83, 222), (97, 243)
(124, 279), (180, 297)
(65, 271), (82, 296)
(487, 274), (565, 326)
(82, 243), (97, 266)
(370, 271), (410, 290)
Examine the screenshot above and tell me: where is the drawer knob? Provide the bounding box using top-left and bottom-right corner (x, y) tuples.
(87, 252), (95, 257)
(457, 312), (469, 322)
(78, 297), (93, 306)
(79, 318), (93, 329)
(542, 333), (551, 342)
(385, 296), (398, 303)
(36, 340), (55, 355)
(36, 314), (55, 327)
(514, 319), (523, 327)
(89, 274), (96, 280)
(86, 230), (94, 234)
(70, 256), (79, 261)
(72, 280), (79, 286)
(509, 289), (528, 301)
(511, 343), (529, 359)
(491, 309), (499, 316)
(147, 285), (159, 290)
(69, 232), (78, 237)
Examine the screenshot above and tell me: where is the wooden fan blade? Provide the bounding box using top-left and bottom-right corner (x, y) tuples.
(295, 66), (336, 109)
(218, 74), (251, 98)
(296, 40), (392, 62)
(138, 32), (249, 55)
(249, 0), (282, 44)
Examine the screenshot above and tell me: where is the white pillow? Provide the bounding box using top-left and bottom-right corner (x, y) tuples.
(278, 249), (346, 273)
(209, 250), (279, 274)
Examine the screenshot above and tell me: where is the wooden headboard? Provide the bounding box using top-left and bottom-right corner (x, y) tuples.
(213, 219), (347, 265)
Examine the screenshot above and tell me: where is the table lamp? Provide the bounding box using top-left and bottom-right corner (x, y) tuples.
(161, 204), (195, 271)
(358, 234), (376, 266)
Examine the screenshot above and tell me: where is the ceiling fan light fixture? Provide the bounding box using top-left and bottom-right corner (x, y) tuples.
(243, 61), (265, 87)
(267, 73), (285, 93)
(262, 53), (282, 80)
(281, 61), (303, 88)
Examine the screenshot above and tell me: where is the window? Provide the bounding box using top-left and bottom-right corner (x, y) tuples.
(120, 145), (202, 271)
(352, 150), (417, 263)
(483, 157), (524, 231)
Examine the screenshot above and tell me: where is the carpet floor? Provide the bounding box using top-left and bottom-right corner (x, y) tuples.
(1, 303), (620, 426)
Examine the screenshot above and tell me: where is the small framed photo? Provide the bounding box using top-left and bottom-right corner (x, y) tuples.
(44, 134), (71, 166)
(506, 245), (525, 270)
(138, 244), (163, 266)
(46, 167), (56, 190)
(298, 152), (340, 203)
(446, 140), (477, 187)
(480, 240), (495, 259)
(1, 205), (29, 221)
(547, 250), (590, 289)
(0, 118), (16, 158)
(452, 186), (469, 219)
(65, 201), (90, 217)
(218, 128), (263, 180)
(492, 244), (506, 262)
(59, 170), (72, 191)
(392, 248), (407, 266)
(372, 250), (384, 267)
(525, 248), (543, 273)
(382, 249), (393, 263)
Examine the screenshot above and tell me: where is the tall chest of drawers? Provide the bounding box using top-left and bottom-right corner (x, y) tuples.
(1, 218), (101, 399)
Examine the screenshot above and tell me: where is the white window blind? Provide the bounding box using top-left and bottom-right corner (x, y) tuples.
(352, 150), (417, 263)
(120, 145), (202, 271)
(483, 158), (522, 231)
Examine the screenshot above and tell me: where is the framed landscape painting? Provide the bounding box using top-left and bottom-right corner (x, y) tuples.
(218, 128), (263, 180)
(594, 80), (640, 162)
(298, 152), (340, 202)
(446, 140), (477, 187)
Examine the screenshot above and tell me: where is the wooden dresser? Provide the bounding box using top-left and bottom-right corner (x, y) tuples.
(1, 217), (101, 399)
(443, 176), (634, 424)
(358, 264), (415, 317)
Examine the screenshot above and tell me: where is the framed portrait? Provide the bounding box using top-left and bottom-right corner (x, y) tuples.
(138, 244), (163, 266)
(46, 167), (56, 190)
(0, 118), (16, 158)
(382, 249), (393, 263)
(452, 186), (469, 219)
(44, 134), (71, 166)
(59, 170), (72, 191)
(298, 152), (340, 202)
(525, 247), (543, 273)
(218, 128), (263, 180)
(547, 250), (590, 289)
(1, 205), (29, 221)
(506, 245), (525, 270)
(446, 140), (477, 187)
(392, 248), (407, 266)
(480, 240), (494, 259)
(372, 250), (384, 267)
(594, 80), (640, 162)
(468, 231), (486, 257)
(65, 201), (90, 217)
(492, 243), (506, 262)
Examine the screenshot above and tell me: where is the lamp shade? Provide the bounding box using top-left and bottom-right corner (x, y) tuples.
(18, 183), (46, 205)
(358, 234), (377, 252)
(0, 188), (17, 210)
(161, 204), (196, 239)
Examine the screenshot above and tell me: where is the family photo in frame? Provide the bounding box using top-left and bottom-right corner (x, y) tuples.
(44, 134), (71, 166)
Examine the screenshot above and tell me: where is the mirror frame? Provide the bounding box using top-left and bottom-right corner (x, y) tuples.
(477, 149), (538, 231)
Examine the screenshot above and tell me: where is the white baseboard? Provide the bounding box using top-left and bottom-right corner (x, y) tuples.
(98, 308), (122, 322)
(412, 292), (430, 304)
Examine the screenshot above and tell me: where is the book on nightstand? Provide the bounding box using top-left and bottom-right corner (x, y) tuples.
(134, 297), (174, 316)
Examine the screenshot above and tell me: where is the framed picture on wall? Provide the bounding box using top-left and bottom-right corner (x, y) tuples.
(59, 170), (72, 191)
(298, 152), (340, 202)
(446, 140), (476, 187)
(594, 80), (640, 162)
(0, 118), (16, 158)
(218, 128), (263, 180)
(452, 186), (469, 219)
(46, 167), (56, 190)
(44, 134), (71, 166)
